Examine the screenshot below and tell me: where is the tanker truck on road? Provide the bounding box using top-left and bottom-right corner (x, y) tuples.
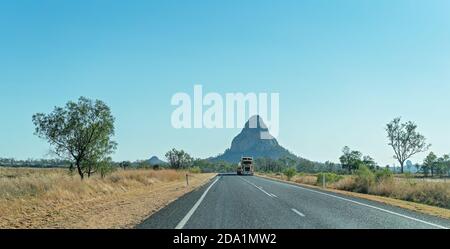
(237, 157), (254, 176)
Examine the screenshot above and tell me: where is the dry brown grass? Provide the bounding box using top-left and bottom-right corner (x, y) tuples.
(371, 179), (449, 208)
(293, 175), (317, 185)
(329, 176), (355, 190)
(0, 167), (216, 228)
(262, 172), (318, 185)
(326, 177), (450, 209)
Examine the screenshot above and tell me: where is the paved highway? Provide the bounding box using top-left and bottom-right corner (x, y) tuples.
(137, 174), (450, 229)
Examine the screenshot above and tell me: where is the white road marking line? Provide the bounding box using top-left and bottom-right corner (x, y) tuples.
(270, 194), (278, 198)
(175, 177), (220, 229)
(257, 177), (448, 229)
(240, 176), (275, 198)
(291, 208), (305, 217)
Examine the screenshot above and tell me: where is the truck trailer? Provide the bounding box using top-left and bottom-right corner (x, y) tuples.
(237, 157), (254, 176)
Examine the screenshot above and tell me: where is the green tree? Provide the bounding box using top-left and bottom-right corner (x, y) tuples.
(165, 148), (193, 169)
(436, 154), (450, 177)
(278, 157), (296, 169)
(339, 146), (363, 174)
(363, 155), (377, 171)
(386, 117), (430, 173)
(32, 97), (117, 179)
(324, 161), (339, 172)
(255, 158), (283, 173)
(120, 161), (131, 170)
(422, 152), (437, 177)
(414, 163), (421, 174)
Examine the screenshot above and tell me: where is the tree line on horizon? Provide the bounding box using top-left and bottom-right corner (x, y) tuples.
(1, 96), (448, 179)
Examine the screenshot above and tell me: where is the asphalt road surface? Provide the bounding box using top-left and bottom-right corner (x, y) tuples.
(137, 174), (450, 229)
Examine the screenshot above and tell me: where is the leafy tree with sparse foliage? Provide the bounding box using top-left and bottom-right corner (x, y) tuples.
(165, 148), (193, 169)
(255, 158), (282, 173)
(363, 155), (378, 171)
(324, 161), (340, 172)
(339, 147), (378, 174)
(339, 146), (363, 174)
(32, 97), (117, 179)
(436, 154), (450, 177)
(422, 152), (437, 177)
(386, 117), (430, 173)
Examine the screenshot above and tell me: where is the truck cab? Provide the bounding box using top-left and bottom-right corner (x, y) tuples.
(237, 157), (254, 176)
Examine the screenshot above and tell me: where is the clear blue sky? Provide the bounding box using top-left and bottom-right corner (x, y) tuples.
(1, 0), (449, 166)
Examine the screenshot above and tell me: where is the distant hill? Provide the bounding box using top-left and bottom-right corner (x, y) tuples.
(148, 156), (166, 166)
(209, 115), (302, 163)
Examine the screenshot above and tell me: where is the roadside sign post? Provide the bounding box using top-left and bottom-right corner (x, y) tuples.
(186, 174), (189, 186)
(322, 174), (325, 188)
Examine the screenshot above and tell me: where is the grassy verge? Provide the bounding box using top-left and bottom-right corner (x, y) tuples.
(257, 173), (450, 220)
(0, 167), (216, 228)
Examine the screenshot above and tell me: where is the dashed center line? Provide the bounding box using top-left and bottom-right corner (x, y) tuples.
(240, 176), (276, 198)
(257, 176), (448, 229)
(291, 208), (305, 217)
(241, 177), (306, 219)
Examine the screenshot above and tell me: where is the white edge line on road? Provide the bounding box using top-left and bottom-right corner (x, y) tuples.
(240, 176), (275, 198)
(291, 208), (305, 217)
(175, 176), (220, 229)
(259, 177), (448, 229)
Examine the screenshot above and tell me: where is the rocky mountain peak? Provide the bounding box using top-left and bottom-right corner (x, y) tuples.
(211, 115), (294, 163)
